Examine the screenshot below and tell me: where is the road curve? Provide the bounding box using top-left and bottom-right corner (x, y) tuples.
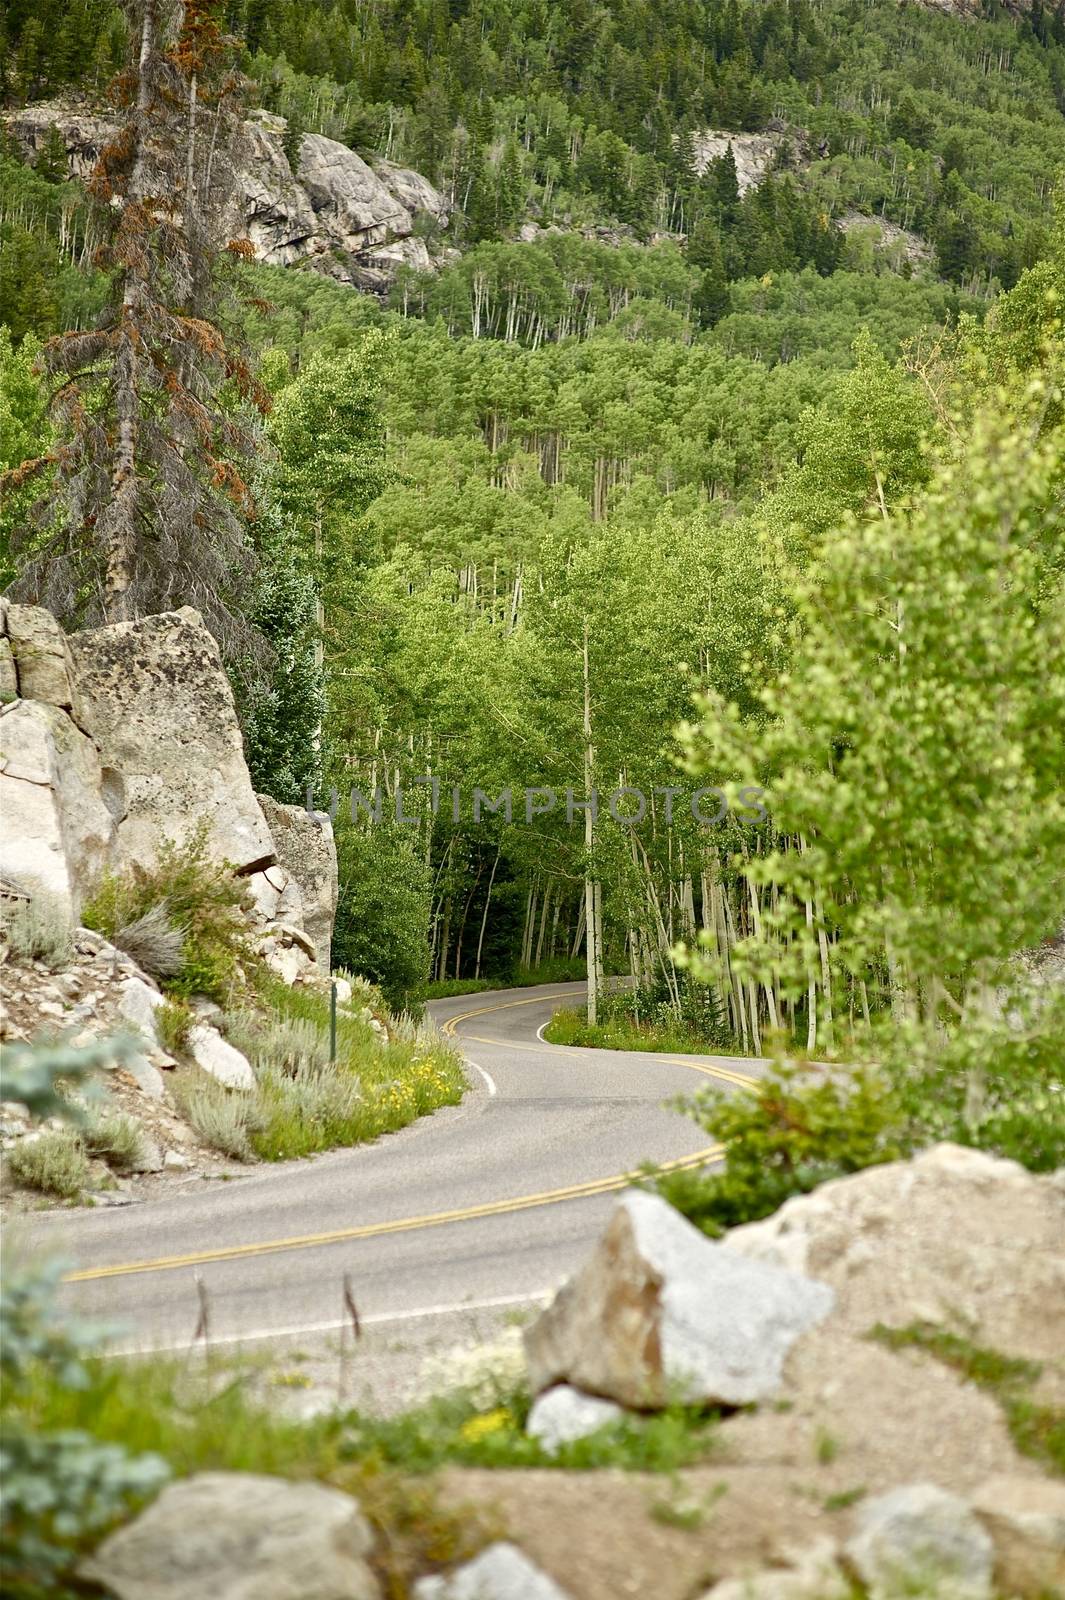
(25, 982), (761, 1352)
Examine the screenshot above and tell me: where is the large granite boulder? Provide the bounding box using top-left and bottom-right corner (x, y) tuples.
(724, 1143), (1065, 1365)
(80, 1472), (380, 1600)
(256, 794), (338, 972)
(0, 698), (117, 918)
(67, 608), (275, 875)
(524, 1189), (834, 1409)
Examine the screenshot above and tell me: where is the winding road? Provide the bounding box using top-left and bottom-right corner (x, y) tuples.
(33, 982), (763, 1354)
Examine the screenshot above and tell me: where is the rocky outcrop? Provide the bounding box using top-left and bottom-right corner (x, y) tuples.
(523, 1189), (834, 1408)
(81, 1473), (381, 1600)
(1, 602), (339, 983)
(691, 128), (799, 194)
(0, 700), (117, 921)
(68, 608), (275, 876)
(257, 794), (338, 973)
(5, 102), (450, 295)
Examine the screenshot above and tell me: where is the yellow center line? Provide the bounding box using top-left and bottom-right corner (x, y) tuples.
(64, 1144), (725, 1284)
(65, 990), (748, 1286)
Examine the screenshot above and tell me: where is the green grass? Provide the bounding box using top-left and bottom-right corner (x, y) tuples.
(544, 1005), (731, 1054)
(170, 975), (466, 1165)
(340, 1385), (720, 1474)
(871, 1322), (1065, 1476)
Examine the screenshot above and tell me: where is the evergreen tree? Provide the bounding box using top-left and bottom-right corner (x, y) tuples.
(6, 0), (267, 649)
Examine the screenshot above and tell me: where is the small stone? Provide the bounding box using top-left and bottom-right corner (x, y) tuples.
(163, 1149), (192, 1171)
(124, 1052), (165, 1101)
(526, 1385), (625, 1452)
(413, 1543), (572, 1600)
(844, 1483), (993, 1600)
(187, 1023), (255, 1090)
(117, 976), (163, 1047)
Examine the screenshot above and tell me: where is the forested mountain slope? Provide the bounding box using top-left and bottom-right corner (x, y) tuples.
(0, 0), (1062, 1034)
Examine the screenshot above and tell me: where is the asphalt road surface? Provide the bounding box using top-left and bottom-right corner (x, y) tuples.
(25, 982), (762, 1356)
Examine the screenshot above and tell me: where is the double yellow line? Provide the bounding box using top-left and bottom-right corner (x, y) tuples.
(65, 991), (749, 1286)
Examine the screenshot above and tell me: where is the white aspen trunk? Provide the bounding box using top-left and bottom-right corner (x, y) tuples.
(583, 617), (599, 1025)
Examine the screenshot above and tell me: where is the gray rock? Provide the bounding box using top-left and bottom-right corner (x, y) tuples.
(524, 1189), (834, 1409)
(4, 603), (73, 707)
(68, 608), (275, 875)
(80, 1471), (380, 1600)
(6, 104), (449, 295)
(526, 1385), (625, 1452)
(844, 1483), (993, 1600)
(0, 637), (17, 702)
(414, 1542), (571, 1600)
(163, 1149), (192, 1171)
(698, 1540), (850, 1600)
(970, 1474), (1065, 1598)
(257, 796), (339, 972)
(188, 1023), (255, 1090)
(118, 976), (164, 1048)
(0, 699), (117, 919)
(124, 1052), (166, 1102)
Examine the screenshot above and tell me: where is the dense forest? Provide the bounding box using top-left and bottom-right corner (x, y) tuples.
(0, 0), (1063, 1081)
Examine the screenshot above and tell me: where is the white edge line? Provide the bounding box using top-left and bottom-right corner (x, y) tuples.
(103, 1289), (551, 1358)
(466, 1058), (498, 1097)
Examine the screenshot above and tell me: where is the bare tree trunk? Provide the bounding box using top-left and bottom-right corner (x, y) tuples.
(583, 618), (600, 1024)
(475, 847), (501, 980)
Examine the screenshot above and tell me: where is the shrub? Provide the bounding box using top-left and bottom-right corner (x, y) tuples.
(110, 901), (184, 980)
(225, 1010), (331, 1075)
(0, 891), (73, 971)
(251, 1059), (369, 1160)
(7, 1130), (90, 1199)
(168, 1071), (256, 1162)
(82, 1113), (146, 1175)
(652, 1057), (906, 1236)
(83, 824), (252, 1002)
(156, 998), (193, 1055)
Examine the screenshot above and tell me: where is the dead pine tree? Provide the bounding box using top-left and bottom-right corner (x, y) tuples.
(6, 0), (268, 653)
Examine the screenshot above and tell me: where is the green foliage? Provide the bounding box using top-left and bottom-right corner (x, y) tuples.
(341, 1387), (719, 1476)
(155, 998), (193, 1056)
(653, 1060), (906, 1236)
(83, 825), (254, 1003)
(871, 1323), (1065, 1476)
(546, 979), (732, 1054)
(7, 1129), (90, 1199)
(332, 822), (433, 1010)
(0, 890), (73, 970)
(0, 1036), (134, 1124)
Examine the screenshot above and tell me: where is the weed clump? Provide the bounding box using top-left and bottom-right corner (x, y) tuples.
(84, 823), (251, 1002)
(8, 1129), (90, 1198)
(0, 890), (74, 971)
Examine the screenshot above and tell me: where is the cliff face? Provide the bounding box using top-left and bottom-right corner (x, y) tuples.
(5, 103), (452, 294)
